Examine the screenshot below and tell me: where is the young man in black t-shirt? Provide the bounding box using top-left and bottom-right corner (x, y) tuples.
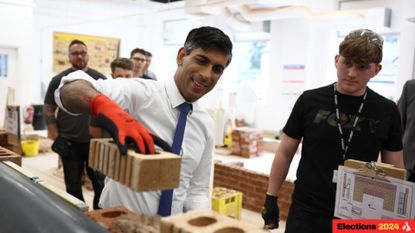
(262, 29), (404, 233)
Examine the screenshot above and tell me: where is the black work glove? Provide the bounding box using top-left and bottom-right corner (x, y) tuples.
(51, 135), (70, 158)
(262, 193), (280, 229)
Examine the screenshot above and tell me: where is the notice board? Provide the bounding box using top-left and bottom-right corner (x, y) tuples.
(334, 164), (414, 219)
(53, 32), (120, 75)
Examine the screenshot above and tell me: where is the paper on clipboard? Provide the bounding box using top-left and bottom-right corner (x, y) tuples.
(334, 165), (415, 219)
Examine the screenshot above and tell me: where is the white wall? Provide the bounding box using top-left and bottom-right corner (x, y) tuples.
(0, 0), (34, 127)
(396, 0), (415, 96)
(255, 19), (308, 132)
(33, 0), (168, 99)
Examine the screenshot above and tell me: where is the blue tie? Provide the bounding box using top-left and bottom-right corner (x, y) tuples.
(157, 102), (192, 216)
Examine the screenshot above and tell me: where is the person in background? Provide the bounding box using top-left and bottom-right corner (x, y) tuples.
(130, 48), (152, 80)
(54, 26), (233, 216)
(397, 79), (415, 182)
(144, 50), (157, 80)
(110, 57), (134, 79)
(262, 29), (404, 233)
(43, 39), (106, 209)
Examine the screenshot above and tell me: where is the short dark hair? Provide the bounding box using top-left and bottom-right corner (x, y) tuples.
(144, 50), (152, 57)
(110, 57), (134, 72)
(69, 39), (87, 49)
(184, 26), (233, 66)
(130, 48), (146, 58)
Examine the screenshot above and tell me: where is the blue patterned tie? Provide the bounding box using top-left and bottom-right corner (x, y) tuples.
(157, 102), (192, 216)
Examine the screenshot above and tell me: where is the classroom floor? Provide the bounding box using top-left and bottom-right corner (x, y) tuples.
(21, 151), (285, 233)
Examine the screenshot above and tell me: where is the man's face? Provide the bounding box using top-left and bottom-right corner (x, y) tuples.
(131, 52), (147, 77)
(112, 67), (133, 79)
(335, 55), (381, 96)
(68, 44), (88, 70)
(174, 47), (231, 102)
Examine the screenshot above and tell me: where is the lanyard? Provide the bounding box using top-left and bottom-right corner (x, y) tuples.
(333, 83), (367, 161)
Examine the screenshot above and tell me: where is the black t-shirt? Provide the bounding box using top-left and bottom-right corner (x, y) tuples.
(44, 68), (107, 143)
(283, 83), (403, 216)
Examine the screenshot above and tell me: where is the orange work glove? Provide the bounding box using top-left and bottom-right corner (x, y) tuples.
(90, 94), (154, 155)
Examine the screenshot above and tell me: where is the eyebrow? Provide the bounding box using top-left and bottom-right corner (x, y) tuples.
(196, 54), (225, 70)
(342, 58), (371, 67)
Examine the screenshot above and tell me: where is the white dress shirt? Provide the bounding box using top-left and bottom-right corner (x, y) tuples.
(55, 70), (214, 215)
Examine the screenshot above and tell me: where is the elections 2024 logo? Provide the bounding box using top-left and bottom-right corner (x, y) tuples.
(333, 219), (413, 233)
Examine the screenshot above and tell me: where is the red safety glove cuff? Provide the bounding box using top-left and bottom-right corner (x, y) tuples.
(90, 94), (155, 155)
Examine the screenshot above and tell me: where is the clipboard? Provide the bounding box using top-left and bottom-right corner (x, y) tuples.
(334, 159), (415, 219)
(344, 159), (407, 181)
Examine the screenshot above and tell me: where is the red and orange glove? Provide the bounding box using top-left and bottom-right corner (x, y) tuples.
(90, 94), (154, 155)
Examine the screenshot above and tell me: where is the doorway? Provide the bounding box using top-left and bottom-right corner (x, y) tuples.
(0, 47), (18, 128)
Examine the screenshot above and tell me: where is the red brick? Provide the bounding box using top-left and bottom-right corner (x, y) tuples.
(86, 206), (138, 232)
(213, 161), (293, 218)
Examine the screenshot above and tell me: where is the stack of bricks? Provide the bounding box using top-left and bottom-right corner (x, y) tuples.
(231, 127), (264, 158)
(213, 161), (294, 220)
(161, 209), (268, 233)
(0, 146), (22, 166)
(86, 206), (160, 233)
(88, 138), (181, 192)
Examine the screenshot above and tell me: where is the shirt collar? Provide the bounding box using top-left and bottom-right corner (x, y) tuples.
(164, 77), (200, 112)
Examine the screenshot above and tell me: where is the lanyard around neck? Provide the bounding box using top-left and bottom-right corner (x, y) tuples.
(333, 83), (367, 161)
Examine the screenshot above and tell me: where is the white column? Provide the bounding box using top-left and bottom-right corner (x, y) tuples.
(395, 0), (415, 98)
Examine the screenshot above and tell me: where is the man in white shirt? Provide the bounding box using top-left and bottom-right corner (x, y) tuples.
(54, 26), (233, 216)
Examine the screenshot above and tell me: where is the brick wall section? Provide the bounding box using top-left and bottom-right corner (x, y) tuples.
(213, 162), (294, 220)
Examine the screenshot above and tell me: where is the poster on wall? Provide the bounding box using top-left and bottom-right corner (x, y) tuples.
(4, 105), (20, 146)
(53, 32), (120, 75)
(0, 53), (8, 78)
(281, 64), (305, 109)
